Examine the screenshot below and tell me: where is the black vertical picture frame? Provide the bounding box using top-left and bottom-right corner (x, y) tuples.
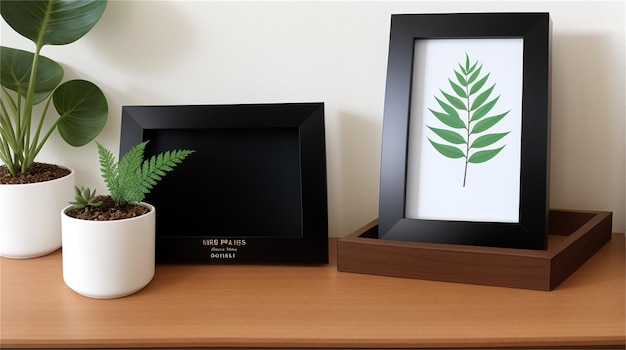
(378, 13), (551, 250)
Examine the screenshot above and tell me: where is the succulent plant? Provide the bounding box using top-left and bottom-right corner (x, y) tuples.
(69, 186), (103, 209)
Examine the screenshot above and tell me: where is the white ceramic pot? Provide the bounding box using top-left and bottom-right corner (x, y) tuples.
(0, 168), (75, 259)
(61, 203), (156, 299)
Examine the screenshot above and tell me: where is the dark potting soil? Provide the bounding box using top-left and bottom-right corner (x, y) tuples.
(2, 163), (148, 221)
(64, 196), (149, 221)
(0, 162), (71, 184)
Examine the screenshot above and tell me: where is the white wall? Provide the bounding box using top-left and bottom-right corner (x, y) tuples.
(2, 1), (624, 236)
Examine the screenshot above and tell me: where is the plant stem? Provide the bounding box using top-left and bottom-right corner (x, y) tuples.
(463, 114), (470, 188)
(20, 1), (51, 174)
(18, 44), (43, 174)
(463, 78), (471, 188)
(0, 88), (19, 175)
(28, 97), (55, 167)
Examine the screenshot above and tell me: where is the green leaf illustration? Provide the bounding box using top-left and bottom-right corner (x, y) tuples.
(454, 70), (468, 86)
(458, 63), (467, 75)
(448, 79), (467, 98)
(471, 96), (500, 122)
(441, 90), (467, 111)
(426, 53), (511, 187)
(470, 132), (510, 148)
(468, 146), (505, 163)
(428, 139), (465, 159)
(429, 109), (466, 129)
(471, 111), (509, 134)
(428, 127), (466, 144)
(467, 64), (483, 85)
(430, 109), (465, 129)
(435, 97), (460, 119)
(470, 84), (495, 111)
(470, 73), (490, 95)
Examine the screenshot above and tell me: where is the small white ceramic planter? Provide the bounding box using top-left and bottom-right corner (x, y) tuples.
(0, 168), (75, 259)
(61, 203), (156, 299)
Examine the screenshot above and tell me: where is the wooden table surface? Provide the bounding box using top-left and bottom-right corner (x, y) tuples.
(1, 235), (624, 349)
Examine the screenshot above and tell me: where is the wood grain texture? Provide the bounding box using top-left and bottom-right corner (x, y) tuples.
(1, 235), (624, 349)
(338, 210), (613, 290)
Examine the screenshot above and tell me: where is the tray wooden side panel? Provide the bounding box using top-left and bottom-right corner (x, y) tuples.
(338, 225), (551, 290)
(337, 210), (613, 291)
(550, 210), (613, 289)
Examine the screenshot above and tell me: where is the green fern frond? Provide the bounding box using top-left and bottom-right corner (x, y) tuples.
(97, 142), (119, 200)
(115, 142), (146, 204)
(137, 148), (195, 202)
(95, 141), (195, 205)
(118, 142), (147, 176)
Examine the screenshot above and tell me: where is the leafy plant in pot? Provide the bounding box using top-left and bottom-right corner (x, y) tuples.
(0, 0), (109, 258)
(62, 141), (194, 299)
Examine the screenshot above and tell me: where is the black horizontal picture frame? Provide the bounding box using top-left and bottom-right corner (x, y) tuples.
(120, 103), (328, 263)
(378, 13), (551, 250)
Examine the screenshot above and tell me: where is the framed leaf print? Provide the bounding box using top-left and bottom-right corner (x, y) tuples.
(378, 13), (551, 250)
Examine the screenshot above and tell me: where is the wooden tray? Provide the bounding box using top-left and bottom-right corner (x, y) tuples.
(337, 209), (613, 290)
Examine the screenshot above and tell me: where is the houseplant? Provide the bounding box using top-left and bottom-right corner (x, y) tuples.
(0, 0), (109, 258)
(61, 141), (194, 299)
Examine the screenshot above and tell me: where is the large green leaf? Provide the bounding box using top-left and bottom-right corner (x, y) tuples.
(54, 80), (108, 147)
(0, 47), (63, 104)
(1, 0), (107, 46)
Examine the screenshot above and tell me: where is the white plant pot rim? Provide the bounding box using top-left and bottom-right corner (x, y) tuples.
(0, 167), (75, 259)
(62, 202), (155, 221)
